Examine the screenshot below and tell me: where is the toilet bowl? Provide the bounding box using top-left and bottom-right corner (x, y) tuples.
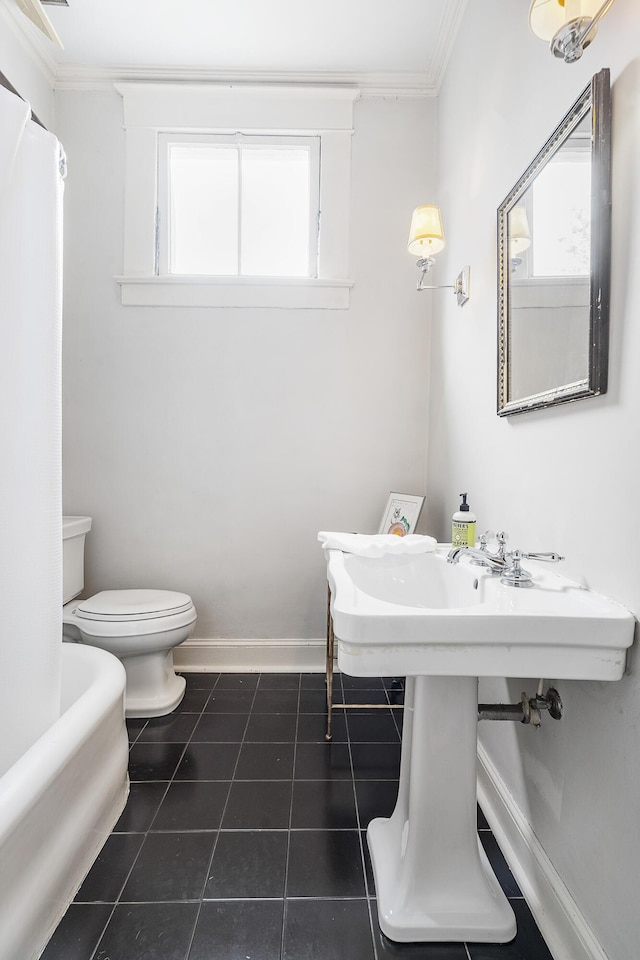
(62, 517), (197, 718)
(63, 589), (197, 717)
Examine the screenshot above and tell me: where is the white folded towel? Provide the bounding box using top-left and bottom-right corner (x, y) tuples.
(318, 531), (437, 558)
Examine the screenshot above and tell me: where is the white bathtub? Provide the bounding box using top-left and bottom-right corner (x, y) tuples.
(0, 643), (129, 960)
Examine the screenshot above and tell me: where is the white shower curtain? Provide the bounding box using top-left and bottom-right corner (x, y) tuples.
(0, 85), (63, 776)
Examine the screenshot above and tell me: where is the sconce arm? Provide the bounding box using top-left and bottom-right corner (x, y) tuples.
(417, 265), (470, 307)
(416, 256), (436, 291)
(576, 0), (615, 45)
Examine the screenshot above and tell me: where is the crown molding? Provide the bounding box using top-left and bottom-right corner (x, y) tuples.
(0, 0), (56, 87)
(427, 0), (468, 92)
(54, 64), (435, 99)
(2, 0), (467, 99)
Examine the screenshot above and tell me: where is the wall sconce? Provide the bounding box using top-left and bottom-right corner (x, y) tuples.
(529, 0), (616, 63)
(407, 205), (470, 307)
(508, 205), (531, 270)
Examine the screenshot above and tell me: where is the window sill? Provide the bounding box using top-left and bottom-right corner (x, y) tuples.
(115, 275), (353, 309)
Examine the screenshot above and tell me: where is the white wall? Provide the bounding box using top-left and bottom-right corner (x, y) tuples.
(429, 2), (640, 958)
(56, 89), (436, 641)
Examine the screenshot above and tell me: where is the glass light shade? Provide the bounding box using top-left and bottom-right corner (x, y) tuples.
(407, 205), (446, 258)
(508, 206), (531, 256)
(529, 0), (614, 41)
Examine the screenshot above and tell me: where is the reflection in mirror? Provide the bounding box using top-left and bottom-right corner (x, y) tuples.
(497, 69), (611, 416)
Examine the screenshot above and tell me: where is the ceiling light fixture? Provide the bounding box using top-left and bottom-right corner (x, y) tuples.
(529, 0), (616, 63)
(407, 205), (470, 307)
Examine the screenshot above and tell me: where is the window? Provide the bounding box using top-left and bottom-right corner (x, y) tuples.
(158, 134), (320, 279)
(115, 83), (357, 309)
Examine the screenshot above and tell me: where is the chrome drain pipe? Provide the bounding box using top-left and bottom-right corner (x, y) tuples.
(478, 684), (563, 726)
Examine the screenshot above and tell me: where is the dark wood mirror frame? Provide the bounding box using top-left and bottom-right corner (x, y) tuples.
(497, 68), (611, 417)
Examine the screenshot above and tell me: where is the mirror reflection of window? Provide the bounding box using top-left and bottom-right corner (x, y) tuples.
(506, 117), (593, 403)
(508, 116), (592, 281)
(531, 155), (591, 277)
(533, 115), (591, 278)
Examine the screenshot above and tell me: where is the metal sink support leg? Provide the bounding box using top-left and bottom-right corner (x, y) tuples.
(367, 676), (517, 943)
(325, 586), (403, 741)
(325, 587), (335, 741)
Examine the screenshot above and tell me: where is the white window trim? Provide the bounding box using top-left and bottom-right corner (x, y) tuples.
(114, 82), (358, 309)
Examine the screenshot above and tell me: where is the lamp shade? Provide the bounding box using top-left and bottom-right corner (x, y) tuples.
(407, 205), (445, 257)
(508, 206), (531, 256)
(529, 0), (614, 41)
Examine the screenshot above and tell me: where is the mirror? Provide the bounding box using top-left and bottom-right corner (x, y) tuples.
(497, 68), (611, 417)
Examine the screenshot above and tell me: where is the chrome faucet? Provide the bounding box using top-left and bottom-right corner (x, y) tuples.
(447, 545), (507, 573)
(448, 532), (564, 587)
(448, 530), (509, 572)
(500, 549), (565, 586)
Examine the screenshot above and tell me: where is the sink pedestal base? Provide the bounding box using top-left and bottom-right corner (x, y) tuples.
(367, 675), (517, 943)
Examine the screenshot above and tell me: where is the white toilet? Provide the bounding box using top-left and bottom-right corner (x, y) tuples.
(62, 516), (197, 718)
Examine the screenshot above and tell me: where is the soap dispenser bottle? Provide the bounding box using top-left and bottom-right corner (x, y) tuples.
(451, 493), (476, 548)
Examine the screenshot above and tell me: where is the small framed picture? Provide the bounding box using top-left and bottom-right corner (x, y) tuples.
(378, 492), (425, 536)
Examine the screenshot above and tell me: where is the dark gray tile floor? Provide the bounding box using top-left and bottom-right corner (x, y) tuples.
(41, 672), (554, 960)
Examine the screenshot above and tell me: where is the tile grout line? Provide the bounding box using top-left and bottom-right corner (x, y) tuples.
(342, 673), (381, 959)
(280, 672), (302, 959)
(85, 903), (118, 960)
(86, 680), (218, 960)
(181, 672), (259, 960)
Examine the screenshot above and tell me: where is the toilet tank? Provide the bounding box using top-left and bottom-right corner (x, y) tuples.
(62, 516), (92, 603)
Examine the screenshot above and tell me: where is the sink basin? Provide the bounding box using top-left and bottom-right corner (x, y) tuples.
(327, 545), (635, 680)
(323, 543), (635, 945)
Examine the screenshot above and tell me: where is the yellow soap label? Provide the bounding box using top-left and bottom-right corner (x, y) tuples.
(452, 520), (476, 547)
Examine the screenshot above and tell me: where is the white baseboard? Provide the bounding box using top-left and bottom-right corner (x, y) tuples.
(477, 743), (608, 960)
(174, 638), (326, 673)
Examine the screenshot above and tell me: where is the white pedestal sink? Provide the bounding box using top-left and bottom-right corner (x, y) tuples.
(369, 675), (516, 942)
(325, 545), (634, 943)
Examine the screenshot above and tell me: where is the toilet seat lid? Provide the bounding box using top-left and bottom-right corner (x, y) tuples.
(75, 589), (194, 622)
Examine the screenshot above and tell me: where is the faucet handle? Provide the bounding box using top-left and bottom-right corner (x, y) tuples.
(477, 530), (495, 552)
(500, 549), (532, 587)
(470, 531), (494, 566)
(495, 531), (509, 558)
(500, 548), (565, 588)
(521, 551), (565, 562)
